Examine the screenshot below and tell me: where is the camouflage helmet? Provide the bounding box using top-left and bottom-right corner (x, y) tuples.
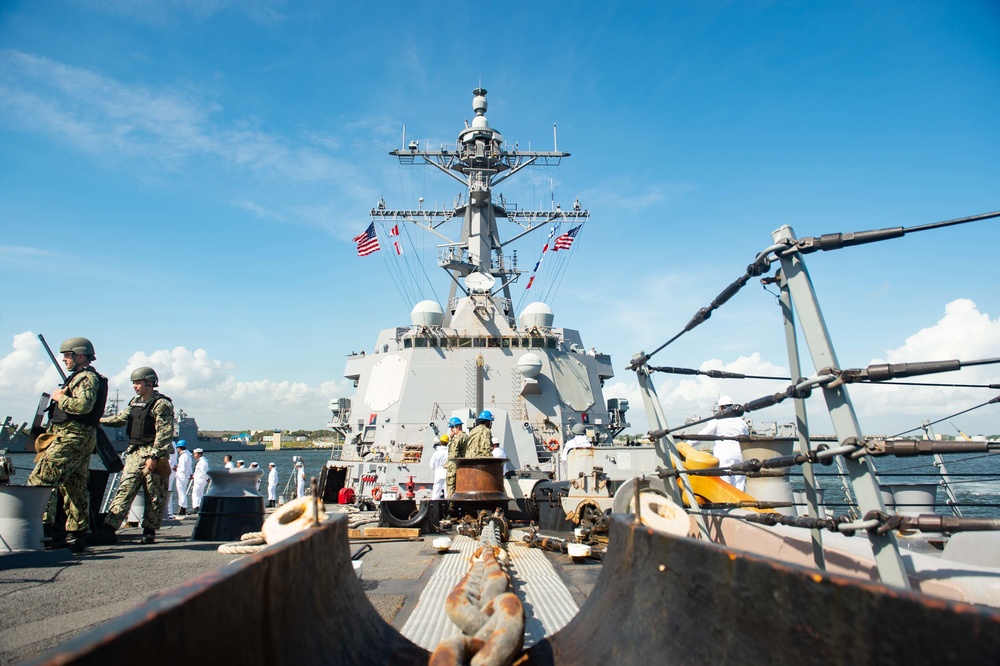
(130, 366), (158, 386)
(59, 336), (95, 358)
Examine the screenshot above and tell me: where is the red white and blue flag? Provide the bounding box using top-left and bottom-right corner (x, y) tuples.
(552, 225), (581, 251)
(353, 223), (381, 256)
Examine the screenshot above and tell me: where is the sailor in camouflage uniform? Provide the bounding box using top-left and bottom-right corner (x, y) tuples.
(29, 337), (108, 553)
(98, 367), (174, 545)
(444, 417), (468, 497)
(465, 410), (495, 458)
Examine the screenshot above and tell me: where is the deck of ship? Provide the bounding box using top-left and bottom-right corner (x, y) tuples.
(0, 508), (599, 664)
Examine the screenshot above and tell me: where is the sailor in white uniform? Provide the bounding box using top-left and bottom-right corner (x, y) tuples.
(266, 462), (279, 507)
(429, 435), (449, 499)
(491, 436), (513, 476)
(191, 448), (210, 511)
(175, 441), (193, 516)
(249, 462), (261, 491)
(561, 423), (592, 479)
(295, 462), (306, 498)
(698, 395), (748, 491)
(166, 446), (177, 519)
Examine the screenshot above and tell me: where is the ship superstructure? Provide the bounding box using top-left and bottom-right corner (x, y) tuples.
(328, 88), (651, 496)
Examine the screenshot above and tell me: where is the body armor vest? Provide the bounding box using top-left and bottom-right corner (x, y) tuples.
(49, 367), (109, 427)
(127, 393), (166, 446)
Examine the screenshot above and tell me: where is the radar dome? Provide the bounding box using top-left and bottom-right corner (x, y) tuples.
(411, 300), (445, 327)
(519, 302), (555, 329)
(517, 353), (543, 379)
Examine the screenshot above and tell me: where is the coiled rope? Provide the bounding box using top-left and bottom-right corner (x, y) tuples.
(218, 531), (266, 554)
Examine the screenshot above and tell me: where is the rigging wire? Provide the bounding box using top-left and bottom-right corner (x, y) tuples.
(888, 395), (1000, 439)
(634, 211), (1000, 367)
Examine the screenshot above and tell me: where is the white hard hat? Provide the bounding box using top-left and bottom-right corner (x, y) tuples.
(718, 395), (734, 407)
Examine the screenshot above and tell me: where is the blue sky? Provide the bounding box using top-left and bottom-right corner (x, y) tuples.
(1, 1), (998, 436)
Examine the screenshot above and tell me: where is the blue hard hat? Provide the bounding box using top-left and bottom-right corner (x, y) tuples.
(177, 440), (187, 448)
(478, 410), (494, 421)
(448, 417), (463, 427)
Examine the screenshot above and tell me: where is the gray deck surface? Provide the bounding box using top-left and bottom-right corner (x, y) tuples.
(0, 512), (600, 664)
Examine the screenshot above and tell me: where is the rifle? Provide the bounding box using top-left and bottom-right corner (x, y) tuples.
(37, 334), (124, 473)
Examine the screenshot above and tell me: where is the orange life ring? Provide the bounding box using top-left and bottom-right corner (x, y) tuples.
(545, 439), (560, 452)
(371, 486), (383, 501)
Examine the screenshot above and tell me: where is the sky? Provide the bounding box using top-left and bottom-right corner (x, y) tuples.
(1, 1), (998, 437)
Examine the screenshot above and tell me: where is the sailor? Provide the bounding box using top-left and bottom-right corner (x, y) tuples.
(698, 396), (748, 491)
(223, 454), (234, 469)
(491, 436), (513, 476)
(445, 417), (468, 497)
(429, 435), (449, 499)
(466, 410), (494, 458)
(98, 366), (174, 545)
(249, 462), (261, 491)
(561, 423), (592, 479)
(166, 444), (177, 519)
(236, 459), (246, 469)
(295, 462), (306, 498)
(29, 336), (108, 553)
(175, 441), (193, 515)
(266, 462), (278, 507)
(191, 448), (210, 512)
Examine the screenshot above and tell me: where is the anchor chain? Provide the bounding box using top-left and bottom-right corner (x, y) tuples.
(430, 521), (525, 666)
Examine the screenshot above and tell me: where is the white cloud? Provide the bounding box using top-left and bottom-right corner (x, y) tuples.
(0, 332), (350, 431)
(851, 298), (1000, 435)
(0, 332), (63, 415)
(606, 353), (792, 436)
(610, 299), (1000, 439)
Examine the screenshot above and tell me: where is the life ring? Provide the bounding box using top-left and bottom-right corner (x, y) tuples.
(545, 439), (560, 452)
(371, 486), (383, 501)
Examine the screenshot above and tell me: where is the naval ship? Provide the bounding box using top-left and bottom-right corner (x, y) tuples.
(326, 87), (656, 503)
(10, 86), (1000, 664)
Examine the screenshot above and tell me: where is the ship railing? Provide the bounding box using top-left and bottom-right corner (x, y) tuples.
(630, 211), (1000, 592)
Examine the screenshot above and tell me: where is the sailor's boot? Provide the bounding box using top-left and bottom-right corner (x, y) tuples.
(178, 507), (186, 516)
(64, 530), (86, 553)
(140, 528), (156, 544)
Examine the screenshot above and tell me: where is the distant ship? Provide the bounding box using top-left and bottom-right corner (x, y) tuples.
(101, 397), (264, 453)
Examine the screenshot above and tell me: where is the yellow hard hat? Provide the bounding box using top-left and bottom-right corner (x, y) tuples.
(439, 434), (450, 443)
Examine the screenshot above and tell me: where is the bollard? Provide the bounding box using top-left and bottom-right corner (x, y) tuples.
(192, 467), (264, 541)
(0, 485), (53, 552)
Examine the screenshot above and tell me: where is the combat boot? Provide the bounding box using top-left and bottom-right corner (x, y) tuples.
(65, 530), (86, 553)
(45, 525), (67, 550)
(140, 528), (156, 544)
(90, 523), (118, 545)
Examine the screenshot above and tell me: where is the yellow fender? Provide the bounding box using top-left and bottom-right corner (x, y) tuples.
(671, 441), (774, 513)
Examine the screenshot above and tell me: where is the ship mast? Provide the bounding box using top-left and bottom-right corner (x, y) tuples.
(372, 87), (588, 326)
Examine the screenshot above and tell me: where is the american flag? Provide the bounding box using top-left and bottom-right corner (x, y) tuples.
(552, 225), (581, 251)
(353, 223), (381, 256)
